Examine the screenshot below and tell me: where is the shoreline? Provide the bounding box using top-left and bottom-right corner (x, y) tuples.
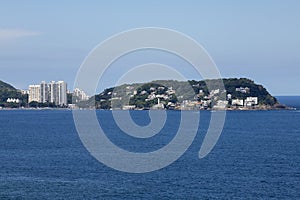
(0, 106), (296, 111)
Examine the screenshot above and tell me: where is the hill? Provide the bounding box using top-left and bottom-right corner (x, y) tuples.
(77, 78), (281, 110)
(0, 80), (16, 91)
(0, 80), (28, 108)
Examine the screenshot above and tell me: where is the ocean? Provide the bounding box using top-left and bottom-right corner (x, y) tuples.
(276, 96), (300, 110)
(0, 97), (299, 199)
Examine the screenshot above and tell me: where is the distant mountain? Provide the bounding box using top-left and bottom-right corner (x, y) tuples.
(78, 78), (281, 110)
(0, 80), (28, 107)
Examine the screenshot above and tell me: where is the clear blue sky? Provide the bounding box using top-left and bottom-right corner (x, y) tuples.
(0, 0), (299, 95)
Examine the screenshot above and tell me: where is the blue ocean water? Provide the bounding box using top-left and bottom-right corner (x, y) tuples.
(276, 96), (300, 110)
(0, 108), (299, 199)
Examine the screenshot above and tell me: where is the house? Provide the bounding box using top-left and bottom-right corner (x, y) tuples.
(213, 100), (228, 109)
(245, 97), (258, 106)
(6, 98), (20, 103)
(236, 87), (250, 94)
(232, 99), (244, 106)
(122, 105), (136, 110)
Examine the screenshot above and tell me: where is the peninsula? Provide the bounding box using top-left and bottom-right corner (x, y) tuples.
(76, 78), (290, 110)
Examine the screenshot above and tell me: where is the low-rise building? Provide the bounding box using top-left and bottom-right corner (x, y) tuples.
(122, 105), (136, 110)
(213, 100), (228, 109)
(6, 98), (20, 103)
(232, 99), (244, 106)
(245, 97), (258, 106)
(21, 90), (29, 95)
(236, 87), (250, 93)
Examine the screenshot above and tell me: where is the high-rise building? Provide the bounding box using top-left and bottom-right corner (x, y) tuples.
(28, 85), (41, 103)
(57, 81), (67, 106)
(28, 80), (68, 106)
(73, 88), (89, 102)
(40, 81), (49, 103)
(49, 81), (58, 104)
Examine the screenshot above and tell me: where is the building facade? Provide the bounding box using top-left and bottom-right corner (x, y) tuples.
(28, 85), (41, 103)
(57, 81), (67, 106)
(28, 81), (67, 106)
(48, 81), (57, 104)
(73, 88), (89, 102)
(40, 81), (49, 103)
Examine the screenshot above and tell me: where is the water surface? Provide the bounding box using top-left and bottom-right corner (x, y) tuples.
(0, 109), (299, 199)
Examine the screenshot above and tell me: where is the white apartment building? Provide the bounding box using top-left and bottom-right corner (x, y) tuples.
(73, 88), (89, 102)
(48, 81), (57, 104)
(28, 85), (41, 103)
(28, 81), (67, 106)
(57, 81), (67, 106)
(40, 81), (49, 103)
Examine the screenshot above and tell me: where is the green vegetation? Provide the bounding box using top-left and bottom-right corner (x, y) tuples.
(187, 78), (277, 105)
(85, 78), (278, 109)
(28, 101), (57, 108)
(0, 78), (279, 109)
(0, 80), (15, 91)
(0, 80), (28, 108)
(222, 78), (277, 105)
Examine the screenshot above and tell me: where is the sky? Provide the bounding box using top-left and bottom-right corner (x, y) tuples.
(0, 0), (299, 95)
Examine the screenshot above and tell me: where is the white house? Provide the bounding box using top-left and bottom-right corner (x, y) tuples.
(232, 99), (244, 106)
(245, 97), (258, 106)
(6, 98), (20, 103)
